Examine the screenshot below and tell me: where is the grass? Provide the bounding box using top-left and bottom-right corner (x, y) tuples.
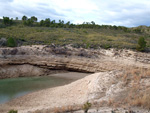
(8, 109), (18, 113)
(122, 68), (150, 109)
(109, 68), (150, 109)
(90, 68), (150, 110)
(0, 24), (150, 50)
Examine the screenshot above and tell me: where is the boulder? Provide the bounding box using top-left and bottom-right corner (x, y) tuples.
(0, 38), (7, 46)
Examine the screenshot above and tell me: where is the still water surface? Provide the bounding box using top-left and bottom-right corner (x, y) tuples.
(0, 72), (87, 104)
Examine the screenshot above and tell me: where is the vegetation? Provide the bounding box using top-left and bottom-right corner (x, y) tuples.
(3, 17), (13, 25)
(121, 68), (150, 109)
(0, 15), (150, 51)
(7, 37), (17, 47)
(136, 37), (147, 51)
(8, 109), (18, 113)
(82, 101), (92, 113)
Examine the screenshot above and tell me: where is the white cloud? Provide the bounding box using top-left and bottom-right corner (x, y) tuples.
(0, 0), (150, 27)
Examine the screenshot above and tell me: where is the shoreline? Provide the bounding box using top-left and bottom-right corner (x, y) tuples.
(0, 72), (98, 113)
(1, 70), (150, 113)
(0, 45), (150, 113)
(0, 72), (89, 105)
(48, 72), (91, 80)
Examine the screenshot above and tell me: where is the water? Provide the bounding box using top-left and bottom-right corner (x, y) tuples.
(0, 72), (87, 104)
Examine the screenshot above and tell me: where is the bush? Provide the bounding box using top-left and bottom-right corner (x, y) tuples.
(136, 37), (147, 52)
(82, 101), (92, 113)
(7, 37), (17, 47)
(8, 109), (18, 113)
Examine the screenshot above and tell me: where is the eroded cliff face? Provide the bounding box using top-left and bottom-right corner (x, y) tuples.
(0, 45), (150, 79)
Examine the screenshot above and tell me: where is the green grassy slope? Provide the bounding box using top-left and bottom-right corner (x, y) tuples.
(0, 22), (150, 50)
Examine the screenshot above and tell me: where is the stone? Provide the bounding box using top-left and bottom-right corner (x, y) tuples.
(0, 38), (7, 46)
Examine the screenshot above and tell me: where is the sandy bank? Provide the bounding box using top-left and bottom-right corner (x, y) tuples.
(0, 69), (150, 113)
(0, 72), (96, 113)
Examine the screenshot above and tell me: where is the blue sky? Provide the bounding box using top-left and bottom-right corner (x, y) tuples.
(0, 0), (150, 27)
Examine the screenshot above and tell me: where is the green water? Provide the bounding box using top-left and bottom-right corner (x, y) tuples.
(0, 75), (74, 104)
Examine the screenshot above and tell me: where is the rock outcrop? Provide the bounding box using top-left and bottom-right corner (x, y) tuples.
(0, 45), (150, 79)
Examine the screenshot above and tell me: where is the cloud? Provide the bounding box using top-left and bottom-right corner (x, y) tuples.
(0, 0), (150, 27)
(93, 0), (150, 27)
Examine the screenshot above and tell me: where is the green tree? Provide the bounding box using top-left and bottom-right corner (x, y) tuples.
(15, 17), (18, 20)
(44, 18), (50, 27)
(22, 15), (28, 21)
(51, 20), (56, 24)
(58, 19), (64, 27)
(91, 21), (95, 25)
(136, 37), (147, 51)
(40, 20), (44, 26)
(3, 16), (12, 25)
(65, 21), (70, 28)
(26, 18), (34, 26)
(31, 16), (38, 22)
(7, 37), (17, 47)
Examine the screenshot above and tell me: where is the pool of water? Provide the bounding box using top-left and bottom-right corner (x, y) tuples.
(0, 72), (88, 104)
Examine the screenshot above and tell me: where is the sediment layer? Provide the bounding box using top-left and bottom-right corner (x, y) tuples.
(0, 45), (150, 79)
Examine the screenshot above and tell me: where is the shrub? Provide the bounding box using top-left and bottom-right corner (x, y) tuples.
(8, 109), (18, 113)
(7, 37), (17, 47)
(82, 101), (92, 113)
(136, 37), (147, 52)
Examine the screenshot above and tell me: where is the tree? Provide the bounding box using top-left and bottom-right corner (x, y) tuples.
(40, 20), (44, 26)
(2, 17), (13, 25)
(31, 16), (38, 22)
(65, 21), (70, 28)
(22, 15), (28, 21)
(58, 19), (64, 27)
(51, 20), (55, 24)
(26, 18), (34, 26)
(15, 17), (18, 20)
(44, 18), (50, 27)
(7, 37), (17, 47)
(91, 21), (95, 25)
(10, 18), (13, 25)
(136, 37), (147, 52)
(66, 21), (70, 25)
(3, 17), (10, 25)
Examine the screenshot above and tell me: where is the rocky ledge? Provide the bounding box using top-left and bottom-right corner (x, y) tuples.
(0, 45), (150, 79)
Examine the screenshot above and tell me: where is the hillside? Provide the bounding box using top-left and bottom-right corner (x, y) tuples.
(0, 19), (150, 51)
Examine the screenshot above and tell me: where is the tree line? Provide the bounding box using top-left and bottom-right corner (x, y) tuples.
(1, 16), (148, 51)
(1, 15), (145, 33)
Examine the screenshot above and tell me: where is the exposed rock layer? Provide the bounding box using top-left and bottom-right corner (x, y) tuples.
(0, 45), (150, 79)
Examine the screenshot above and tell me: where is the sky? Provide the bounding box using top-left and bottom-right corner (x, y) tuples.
(0, 0), (150, 27)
